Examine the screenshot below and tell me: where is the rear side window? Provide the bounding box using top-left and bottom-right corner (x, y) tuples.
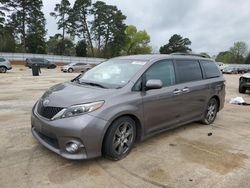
(175, 60), (202, 83)
(145, 60), (175, 87)
(200, 60), (221, 79)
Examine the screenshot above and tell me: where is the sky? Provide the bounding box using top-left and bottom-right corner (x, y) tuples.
(42, 0), (250, 56)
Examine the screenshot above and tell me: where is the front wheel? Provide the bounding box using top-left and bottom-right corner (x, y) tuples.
(0, 66), (7, 73)
(103, 116), (136, 160)
(68, 68), (73, 73)
(201, 98), (218, 125)
(239, 86), (246, 93)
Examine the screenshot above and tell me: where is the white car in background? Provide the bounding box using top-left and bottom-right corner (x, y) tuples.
(61, 63), (92, 73)
(0, 57), (12, 73)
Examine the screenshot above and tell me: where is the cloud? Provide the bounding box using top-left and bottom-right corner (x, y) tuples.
(43, 0), (250, 56)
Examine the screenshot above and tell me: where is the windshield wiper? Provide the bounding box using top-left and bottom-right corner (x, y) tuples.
(79, 81), (107, 89)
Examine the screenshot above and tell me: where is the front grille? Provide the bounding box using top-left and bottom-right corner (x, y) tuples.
(37, 101), (63, 119)
(35, 128), (59, 149)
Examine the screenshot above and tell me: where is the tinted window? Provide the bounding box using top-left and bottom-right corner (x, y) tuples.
(0, 58), (5, 62)
(145, 60), (175, 87)
(201, 60), (221, 79)
(175, 60), (202, 83)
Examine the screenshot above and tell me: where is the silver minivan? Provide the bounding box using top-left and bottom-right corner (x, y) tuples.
(31, 54), (225, 160)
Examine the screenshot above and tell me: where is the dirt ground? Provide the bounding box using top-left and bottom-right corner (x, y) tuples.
(0, 65), (250, 188)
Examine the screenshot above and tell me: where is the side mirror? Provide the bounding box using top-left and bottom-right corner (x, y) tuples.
(146, 79), (163, 90)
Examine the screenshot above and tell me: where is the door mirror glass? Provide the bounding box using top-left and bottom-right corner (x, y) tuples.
(146, 79), (163, 90)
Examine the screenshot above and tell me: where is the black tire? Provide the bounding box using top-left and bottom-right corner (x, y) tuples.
(68, 68), (73, 73)
(103, 116), (136, 160)
(239, 86), (246, 93)
(201, 98), (218, 125)
(0, 66), (7, 73)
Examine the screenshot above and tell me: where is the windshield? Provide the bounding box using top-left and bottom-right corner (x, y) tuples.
(77, 59), (147, 88)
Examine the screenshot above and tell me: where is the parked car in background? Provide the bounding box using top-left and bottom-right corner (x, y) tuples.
(0, 57), (12, 73)
(61, 63), (92, 73)
(25, 58), (56, 69)
(239, 72), (250, 93)
(222, 67), (238, 74)
(31, 54), (225, 160)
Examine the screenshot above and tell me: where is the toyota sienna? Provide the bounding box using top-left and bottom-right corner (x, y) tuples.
(31, 54), (225, 160)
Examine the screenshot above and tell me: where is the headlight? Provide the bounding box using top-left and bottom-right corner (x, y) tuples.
(52, 101), (104, 120)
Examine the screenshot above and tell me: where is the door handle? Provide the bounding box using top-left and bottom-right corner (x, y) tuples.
(173, 89), (182, 95)
(182, 87), (190, 93)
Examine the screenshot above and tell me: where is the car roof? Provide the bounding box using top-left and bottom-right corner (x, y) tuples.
(113, 54), (213, 62)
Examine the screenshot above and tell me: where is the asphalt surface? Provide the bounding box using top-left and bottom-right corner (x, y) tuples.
(0, 66), (250, 188)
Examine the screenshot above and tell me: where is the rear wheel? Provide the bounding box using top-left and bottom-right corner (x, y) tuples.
(239, 86), (246, 93)
(201, 98), (218, 125)
(0, 66), (7, 73)
(103, 116), (136, 160)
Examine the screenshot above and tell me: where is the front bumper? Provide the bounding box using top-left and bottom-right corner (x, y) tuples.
(7, 66), (12, 70)
(31, 108), (108, 160)
(61, 67), (68, 72)
(240, 83), (250, 89)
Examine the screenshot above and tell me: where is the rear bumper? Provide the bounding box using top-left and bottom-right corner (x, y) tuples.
(31, 107), (108, 160)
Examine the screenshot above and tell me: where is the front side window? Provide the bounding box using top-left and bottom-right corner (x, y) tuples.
(0, 58), (5, 62)
(78, 59), (146, 88)
(145, 60), (176, 87)
(175, 60), (202, 83)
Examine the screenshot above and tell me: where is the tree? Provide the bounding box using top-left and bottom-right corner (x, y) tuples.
(0, 0), (10, 27)
(229, 41), (248, 64)
(245, 53), (250, 64)
(0, 26), (16, 52)
(123, 25), (151, 55)
(91, 1), (127, 57)
(71, 0), (94, 56)
(75, 40), (87, 57)
(50, 0), (71, 40)
(215, 51), (234, 64)
(5, 0), (46, 53)
(26, 0), (46, 54)
(47, 34), (74, 55)
(159, 34), (191, 54)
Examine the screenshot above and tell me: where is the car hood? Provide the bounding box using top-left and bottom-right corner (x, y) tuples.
(242, 73), (250, 78)
(41, 82), (116, 107)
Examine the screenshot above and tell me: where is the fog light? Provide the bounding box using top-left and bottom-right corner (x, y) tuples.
(65, 142), (79, 153)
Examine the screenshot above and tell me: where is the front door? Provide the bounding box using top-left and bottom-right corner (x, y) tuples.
(142, 59), (182, 134)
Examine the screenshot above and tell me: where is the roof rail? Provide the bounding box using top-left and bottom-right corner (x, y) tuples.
(170, 52), (209, 58)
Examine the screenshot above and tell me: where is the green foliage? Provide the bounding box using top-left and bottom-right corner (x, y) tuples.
(229, 41), (248, 64)
(123, 25), (151, 55)
(71, 0), (93, 55)
(91, 1), (127, 57)
(245, 53), (250, 64)
(0, 0), (10, 27)
(216, 42), (249, 64)
(50, 0), (71, 39)
(215, 51), (234, 64)
(47, 34), (74, 56)
(4, 0), (46, 53)
(76, 40), (87, 57)
(26, 0), (46, 54)
(159, 34), (191, 54)
(0, 26), (16, 52)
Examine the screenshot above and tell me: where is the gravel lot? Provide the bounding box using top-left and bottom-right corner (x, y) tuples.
(0, 66), (250, 188)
